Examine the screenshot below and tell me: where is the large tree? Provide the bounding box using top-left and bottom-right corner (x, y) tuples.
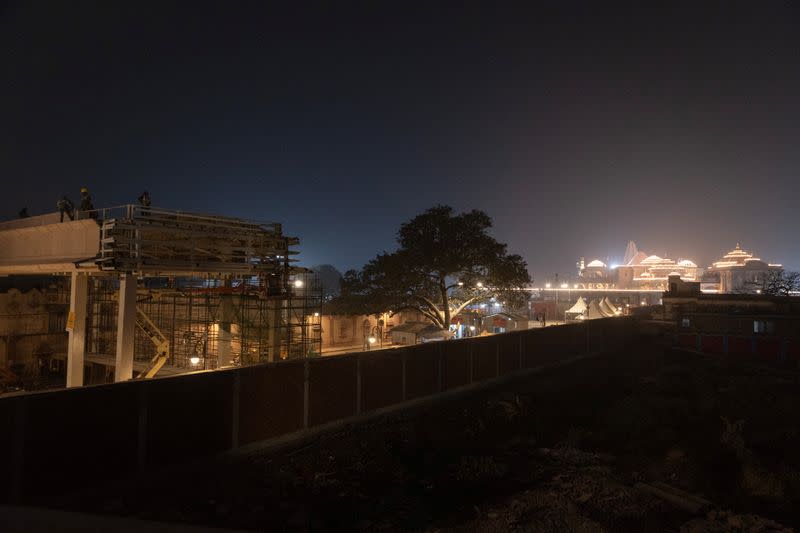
(334, 205), (531, 329)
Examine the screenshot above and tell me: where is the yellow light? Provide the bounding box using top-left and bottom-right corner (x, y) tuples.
(190, 356), (200, 365)
(476, 282), (483, 288)
(294, 279), (304, 288)
(545, 283), (551, 288)
(368, 336), (376, 344)
(313, 312), (320, 317)
(560, 283), (568, 289)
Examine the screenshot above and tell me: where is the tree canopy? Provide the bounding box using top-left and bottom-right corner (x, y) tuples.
(752, 270), (800, 296)
(332, 205), (531, 329)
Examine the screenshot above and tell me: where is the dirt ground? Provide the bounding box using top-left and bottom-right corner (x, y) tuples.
(52, 341), (800, 532)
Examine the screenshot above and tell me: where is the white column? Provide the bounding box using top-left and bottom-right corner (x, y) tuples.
(66, 272), (88, 387)
(218, 295), (234, 367)
(115, 274), (137, 382)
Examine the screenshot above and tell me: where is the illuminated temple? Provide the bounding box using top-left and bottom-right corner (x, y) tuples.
(702, 243), (782, 293)
(577, 241), (781, 293)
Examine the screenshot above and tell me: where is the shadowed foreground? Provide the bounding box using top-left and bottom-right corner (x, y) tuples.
(50, 343), (799, 531)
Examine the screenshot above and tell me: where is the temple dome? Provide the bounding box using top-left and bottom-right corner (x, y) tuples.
(641, 255), (664, 264)
(586, 259), (606, 268)
(678, 259), (697, 267)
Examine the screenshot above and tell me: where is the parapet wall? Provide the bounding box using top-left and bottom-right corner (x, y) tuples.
(0, 318), (635, 503)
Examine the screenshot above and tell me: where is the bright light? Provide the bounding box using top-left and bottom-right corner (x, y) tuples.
(313, 312), (320, 317)
(476, 282), (483, 288)
(469, 325), (476, 331)
(545, 283), (551, 288)
(756, 289), (762, 294)
(368, 336), (376, 344)
(573, 284), (578, 289)
(480, 303), (487, 308)
(458, 281), (464, 286)
(560, 283), (568, 289)
(294, 279), (304, 288)
(190, 356), (200, 365)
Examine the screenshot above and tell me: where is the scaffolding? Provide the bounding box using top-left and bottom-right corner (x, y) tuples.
(85, 274), (322, 374)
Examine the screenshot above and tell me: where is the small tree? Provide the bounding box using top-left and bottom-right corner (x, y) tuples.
(333, 205), (531, 329)
(758, 270), (800, 296)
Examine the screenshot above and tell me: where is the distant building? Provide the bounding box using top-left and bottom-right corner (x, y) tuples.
(480, 312), (528, 334)
(662, 274), (800, 364)
(578, 241), (700, 291)
(390, 322), (448, 344)
(702, 243), (782, 293)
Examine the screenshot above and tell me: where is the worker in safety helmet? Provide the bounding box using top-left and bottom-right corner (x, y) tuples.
(79, 187), (97, 219)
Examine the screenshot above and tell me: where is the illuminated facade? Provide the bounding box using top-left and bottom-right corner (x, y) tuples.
(578, 241), (700, 291)
(702, 243), (782, 293)
(577, 241), (783, 294)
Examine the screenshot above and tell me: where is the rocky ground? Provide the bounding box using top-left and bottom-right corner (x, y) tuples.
(53, 342), (800, 531)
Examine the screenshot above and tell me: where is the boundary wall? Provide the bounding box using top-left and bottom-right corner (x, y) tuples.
(675, 332), (800, 364)
(0, 318), (635, 503)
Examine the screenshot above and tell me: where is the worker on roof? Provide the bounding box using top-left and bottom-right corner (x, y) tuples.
(79, 187), (97, 219)
(56, 196), (74, 222)
(138, 190), (151, 207)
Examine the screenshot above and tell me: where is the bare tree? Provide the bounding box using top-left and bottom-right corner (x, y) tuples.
(742, 270), (800, 296)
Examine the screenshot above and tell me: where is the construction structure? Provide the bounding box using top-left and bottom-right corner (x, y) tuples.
(0, 205), (321, 389)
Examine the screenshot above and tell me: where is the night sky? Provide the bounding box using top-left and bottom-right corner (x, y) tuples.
(2, 2), (799, 279)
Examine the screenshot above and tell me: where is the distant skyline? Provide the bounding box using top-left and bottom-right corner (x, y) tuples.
(2, 3), (798, 279)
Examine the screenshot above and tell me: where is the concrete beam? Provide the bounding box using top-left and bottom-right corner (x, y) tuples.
(66, 272), (88, 387)
(115, 274), (137, 382)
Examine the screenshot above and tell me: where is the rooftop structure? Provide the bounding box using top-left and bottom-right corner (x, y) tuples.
(0, 205), (321, 391)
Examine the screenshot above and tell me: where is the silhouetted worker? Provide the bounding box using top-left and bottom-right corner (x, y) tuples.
(138, 190), (151, 216)
(79, 187), (96, 219)
(18, 208), (29, 218)
(56, 196), (74, 222)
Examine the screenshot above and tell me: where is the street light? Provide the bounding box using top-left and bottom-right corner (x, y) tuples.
(294, 279), (304, 288)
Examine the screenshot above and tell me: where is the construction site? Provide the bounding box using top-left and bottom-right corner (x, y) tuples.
(0, 205), (322, 390)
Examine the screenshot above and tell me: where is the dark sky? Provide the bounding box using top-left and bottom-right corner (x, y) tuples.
(2, 2), (799, 280)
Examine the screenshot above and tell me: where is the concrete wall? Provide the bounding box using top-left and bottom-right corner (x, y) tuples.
(0, 317), (635, 503)
(0, 288), (68, 370)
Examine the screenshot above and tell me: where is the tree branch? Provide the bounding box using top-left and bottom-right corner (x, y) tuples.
(450, 296), (483, 318)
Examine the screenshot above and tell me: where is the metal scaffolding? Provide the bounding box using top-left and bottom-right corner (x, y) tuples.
(84, 274), (322, 375)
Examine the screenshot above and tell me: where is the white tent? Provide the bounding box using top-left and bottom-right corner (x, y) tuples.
(587, 300), (607, 320)
(600, 297), (619, 316)
(566, 297), (587, 314)
(565, 297), (588, 321)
